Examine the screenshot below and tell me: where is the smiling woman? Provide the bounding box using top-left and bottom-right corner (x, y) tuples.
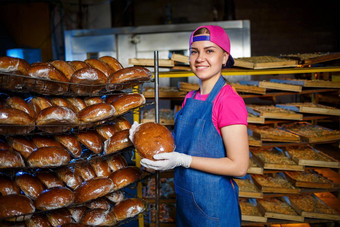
(139, 25), (249, 227)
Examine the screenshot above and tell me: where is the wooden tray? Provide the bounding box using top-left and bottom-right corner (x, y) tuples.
(178, 82), (199, 92)
(143, 87), (187, 98)
(129, 58), (174, 67)
(270, 78), (340, 89)
(247, 105), (303, 121)
(239, 80), (302, 92)
(170, 53), (189, 64)
(248, 154), (264, 175)
(276, 102), (340, 116)
(231, 83), (266, 95)
(280, 122), (340, 143)
(234, 56), (298, 69)
(247, 113), (265, 124)
(283, 145), (340, 168)
(252, 173), (300, 194)
(281, 52), (340, 66)
(257, 197), (304, 222)
(235, 175), (263, 199)
(286, 194), (340, 221)
(248, 135), (262, 147)
(284, 170), (336, 189)
(240, 199), (267, 223)
(248, 125), (300, 143)
(250, 147), (303, 171)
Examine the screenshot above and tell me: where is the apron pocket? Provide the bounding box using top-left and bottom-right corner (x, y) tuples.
(176, 185), (219, 225)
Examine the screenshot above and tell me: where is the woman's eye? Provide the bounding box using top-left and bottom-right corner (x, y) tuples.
(206, 49), (214, 53)
(190, 50), (197, 55)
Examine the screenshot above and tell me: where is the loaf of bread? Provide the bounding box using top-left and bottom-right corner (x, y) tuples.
(0, 194), (35, 221)
(26, 214), (52, 227)
(0, 108), (34, 125)
(74, 162), (96, 181)
(108, 166), (142, 191)
(76, 131), (103, 154)
(36, 171), (65, 188)
(67, 206), (87, 223)
(54, 134), (82, 158)
(57, 166), (83, 190)
(99, 56), (123, 72)
(50, 60), (75, 81)
(104, 93), (124, 104)
(36, 106), (79, 126)
(84, 96), (104, 106)
(112, 93), (145, 116)
(85, 59), (113, 78)
(0, 150), (25, 168)
(74, 178), (114, 204)
(32, 136), (63, 148)
(15, 173), (45, 200)
(103, 129), (132, 155)
(0, 56), (30, 75)
(133, 122), (175, 160)
(65, 97), (87, 113)
(34, 187), (75, 211)
(29, 96), (53, 114)
(46, 208), (73, 227)
(113, 198), (145, 222)
(70, 67), (107, 95)
(6, 97), (36, 119)
(105, 190), (125, 204)
(90, 158), (112, 178)
(80, 208), (116, 226)
(0, 174), (20, 196)
(86, 197), (110, 210)
(96, 124), (117, 140)
(108, 66), (152, 84)
(68, 61), (88, 71)
(78, 103), (115, 123)
(113, 117), (131, 131)
(7, 136), (37, 159)
(106, 154), (127, 172)
(28, 65), (69, 82)
(50, 97), (73, 109)
(27, 146), (71, 168)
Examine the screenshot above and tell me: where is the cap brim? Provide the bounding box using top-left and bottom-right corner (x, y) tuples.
(223, 55), (234, 68)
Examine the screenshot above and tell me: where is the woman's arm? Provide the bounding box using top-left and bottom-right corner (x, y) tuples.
(190, 124), (249, 177)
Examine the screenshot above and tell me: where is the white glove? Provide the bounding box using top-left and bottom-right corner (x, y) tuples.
(129, 121), (140, 143)
(140, 152), (192, 171)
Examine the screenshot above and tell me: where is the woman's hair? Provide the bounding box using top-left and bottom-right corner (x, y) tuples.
(193, 27), (210, 36)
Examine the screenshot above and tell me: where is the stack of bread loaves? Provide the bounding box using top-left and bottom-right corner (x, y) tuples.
(0, 55), (149, 226)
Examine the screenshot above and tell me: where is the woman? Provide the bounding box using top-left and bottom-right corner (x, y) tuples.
(140, 25), (249, 226)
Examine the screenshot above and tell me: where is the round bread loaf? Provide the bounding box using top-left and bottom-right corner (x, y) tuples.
(103, 129), (132, 155)
(46, 208), (73, 227)
(0, 56), (30, 75)
(50, 60), (75, 81)
(28, 65), (69, 82)
(65, 97), (87, 113)
(6, 97), (36, 119)
(84, 97), (104, 106)
(106, 154), (127, 172)
(99, 56), (123, 72)
(7, 136), (37, 159)
(90, 158), (112, 178)
(113, 198), (145, 222)
(55, 134), (82, 158)
(133, 122), (175, 160)
(0, 194), (35, 221)
(15, 173), (45, 200)
(29, 96), (53, 114)
(74, 178), (114, 204)
(57, 167), (83, 190)
(0, 108), (34, 125)
(26, 214), (52, 227)
(96, 124), (117, 140)
(35, 187), (75, 211)
(76, 131), (103, 154)
(108, 66), (152, 84)
(0, 150), (25, 168)
(80, 208), (116, 226)
(0, 174), (20, 196)
(70, 67), (107, 95)
(111, 93), (145, 116)
(32, 136), (63, 148)
(36, 171), (65, 188)
(68, 61), (88, 71)
(86, 198), (111, 210)
(78, 103), (115, 123)
(68, 206), (87, 223)
(108, 166), (142, 191)
(85, 59), (113, 78)
(36, 106), (79, 125)
(27, 146), (71, 168)
(74, 162), (96, 181)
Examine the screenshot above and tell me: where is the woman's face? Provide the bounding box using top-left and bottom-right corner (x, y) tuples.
(189, 37), (228, 81)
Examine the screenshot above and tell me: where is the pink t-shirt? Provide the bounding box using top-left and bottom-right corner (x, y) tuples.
(182, 84), (248, 135)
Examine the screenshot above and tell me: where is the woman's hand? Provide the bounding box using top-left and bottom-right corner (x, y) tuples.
(140, 152), (192, 171)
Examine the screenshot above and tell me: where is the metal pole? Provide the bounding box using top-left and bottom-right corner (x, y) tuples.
(154, 50), (160, 227)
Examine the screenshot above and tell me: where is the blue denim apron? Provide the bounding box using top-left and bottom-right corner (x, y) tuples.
(173, 76), (241, 227)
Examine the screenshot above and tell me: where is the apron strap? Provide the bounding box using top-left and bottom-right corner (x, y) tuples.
(206, 76), (225, 102)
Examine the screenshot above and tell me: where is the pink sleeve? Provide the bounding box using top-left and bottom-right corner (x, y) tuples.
(215, 92), (248, 128)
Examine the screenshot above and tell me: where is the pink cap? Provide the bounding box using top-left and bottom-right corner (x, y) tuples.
(189, 25), (234, 67)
